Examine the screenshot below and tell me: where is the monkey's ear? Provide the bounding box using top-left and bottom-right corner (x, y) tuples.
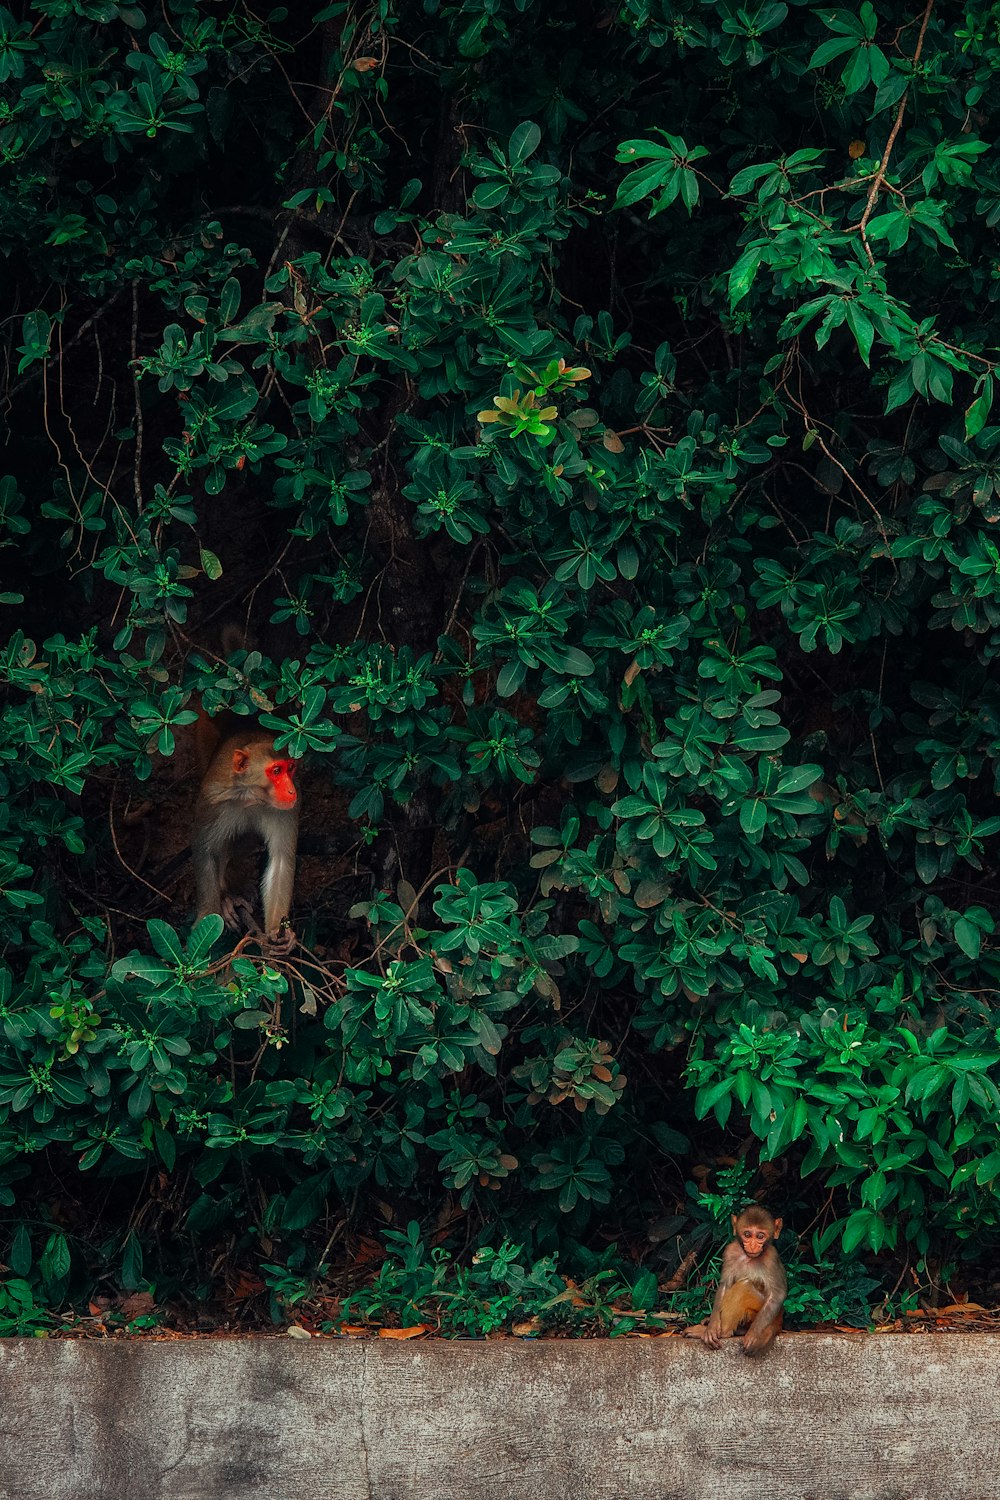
(772, 1217), (783, 1241)
(731, 1213), (739, 1233)
(231, 749), (250, 774)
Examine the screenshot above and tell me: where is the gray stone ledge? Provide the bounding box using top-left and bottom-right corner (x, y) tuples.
(0, 1333), (995, 1500)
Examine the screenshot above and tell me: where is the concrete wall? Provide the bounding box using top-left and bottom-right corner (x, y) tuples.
(0, 1334), (995, 1500)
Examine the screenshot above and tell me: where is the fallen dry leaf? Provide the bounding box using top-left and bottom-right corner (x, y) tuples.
(231, 1272), (265, 1300)
(351, 1237), (385, 1268)
(377, 1325), (430, 1340)
(119, 1292), (155, 1321)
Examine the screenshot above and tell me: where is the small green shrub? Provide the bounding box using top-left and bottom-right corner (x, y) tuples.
(1, 0), (1000, 1324)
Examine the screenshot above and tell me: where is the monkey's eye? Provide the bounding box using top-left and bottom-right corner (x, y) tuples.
(267, 759), (296, 781)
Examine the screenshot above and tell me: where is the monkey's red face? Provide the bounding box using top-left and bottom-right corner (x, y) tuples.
(266, 758), (298, 806)
(739, 1227), (770, 1258)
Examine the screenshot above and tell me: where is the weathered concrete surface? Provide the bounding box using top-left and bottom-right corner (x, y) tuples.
(0, 1334), (996, 1500)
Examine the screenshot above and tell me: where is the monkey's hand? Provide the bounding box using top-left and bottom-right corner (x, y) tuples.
(220, 895), (256, 932)
(741, 1325), (772, 1357)
(684, 1322), (721, 1348)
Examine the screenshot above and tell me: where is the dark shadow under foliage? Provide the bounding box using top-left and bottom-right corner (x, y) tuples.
(1, 0), (1000, 1333)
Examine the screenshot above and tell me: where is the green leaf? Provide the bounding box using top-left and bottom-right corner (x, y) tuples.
(9, 1223), (31, 1277)
(953, 918), (981, 960)
(728, 244), (764, 306)
(775, 764), (821, 795)
(122, 1232), (144, 1291)
(509, 121), (541, 167)
(740, 799), (768, 837)
(219, 277), (241, 326)
(843, 301), (875, 366)
(147, 919), (184, 964)
(808, 35), (858, 70)
(282, 1172), (333, 1232)
(496, 659), (526, 697)
(965, 376), (993, 440)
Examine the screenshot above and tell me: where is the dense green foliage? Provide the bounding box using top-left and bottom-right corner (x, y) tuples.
(1, 0), (1000, 1329)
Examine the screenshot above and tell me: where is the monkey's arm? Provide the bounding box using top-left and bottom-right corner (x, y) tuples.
(740, 1252), (786, 1355)
(740, 1295), (782, 1354)
(690, 1247), (739, 1348)
(703, 1283), (728, 1342)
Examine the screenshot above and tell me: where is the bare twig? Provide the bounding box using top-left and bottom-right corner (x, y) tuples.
(131, 283), (144, 511)
(858, 0), (936, 265)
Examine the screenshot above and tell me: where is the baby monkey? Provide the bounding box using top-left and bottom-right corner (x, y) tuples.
(684, 1205), (786, 1356)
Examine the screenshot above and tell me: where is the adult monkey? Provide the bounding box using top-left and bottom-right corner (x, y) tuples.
(191, 714), (299, 954)
(684, 1205), (786, 1356)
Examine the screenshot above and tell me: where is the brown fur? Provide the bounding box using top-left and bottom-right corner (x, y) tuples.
(192, 727), (299, 951)
(684, 1207), (787, 1357)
